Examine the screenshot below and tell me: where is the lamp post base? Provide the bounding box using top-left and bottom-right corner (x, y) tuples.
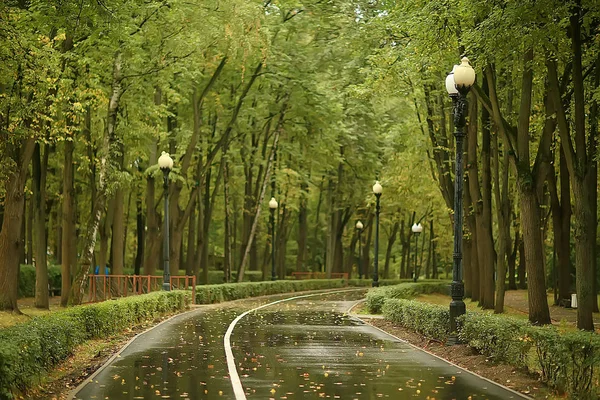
(372, 280), (379, 287)
(162, 281), (171, 291)
(448, 281), (466, 344)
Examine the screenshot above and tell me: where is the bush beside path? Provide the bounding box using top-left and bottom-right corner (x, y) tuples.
(360, 282), (600, 399)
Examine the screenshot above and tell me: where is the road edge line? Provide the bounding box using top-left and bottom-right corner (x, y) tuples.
(66, 309), (195, 400)
(349, 308), (533, 400)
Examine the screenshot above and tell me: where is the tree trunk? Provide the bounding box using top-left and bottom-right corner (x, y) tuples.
(493, 125), (510, 314)
(277, 204), (291, 279)
(508, 230), (518, 290)
(61, 138), (75, 306)
(112, 185), (126, 278)
(517, 238), (526, 289)
(185, 208), (196, 276)
(0, 139), (35, 312)
(519, 186), (551, 324)
(325, 178), (338, 277)
(480, 85), (496, 310)
(384, 221), (399, 279)
(549, 147), (572, 303)
(296, 182), (308, 272)
(33, 143), (49, 309)
(312, 177), (325, 270)
(20, 202), (26, 266)
(144, 91), (161, 276)
(134, 191), (144, 276)
(346, 233), (358, 278)
(70, 51), (122, 305)
(465, 156), (479, 302)
(399, 219), (408, 279)
(237, 118), (281, 281)
(99, 198), (115, 273)
(53, 202), (62, 264)
(26, 192), (33, 265)
(361, 212), (374, 280)
(223, 157), (232, 283)
(546, 9), (595, 329)
(591, 55), (599, 313)
(430, 219), (437, 279)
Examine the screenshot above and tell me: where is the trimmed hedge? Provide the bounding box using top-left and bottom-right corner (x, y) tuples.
(382, 298), (449, 340)
(370, 285), (600, 399)
(459, 313), (600, 399)
(195, 279), (347, 304)
(458, 313), (531, 367)
(365, 281), (450, 313)
(0, 290), (190, 398)
(18, 265), (62, 298)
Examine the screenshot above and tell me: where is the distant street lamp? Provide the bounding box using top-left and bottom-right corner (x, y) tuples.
(446, 57), (476, 343)
(356, 220), (363, 279)
(269, 197), (278, 281)
(158, 151), (174, 291)
(372, 181), (382, 287)
(411, 223), (423, 282)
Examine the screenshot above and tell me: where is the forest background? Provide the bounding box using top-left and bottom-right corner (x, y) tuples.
(1, 0), (599, 331)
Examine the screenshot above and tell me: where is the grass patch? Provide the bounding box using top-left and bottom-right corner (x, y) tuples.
(414, 293), (529, 320)
(0, 305), (61, 329)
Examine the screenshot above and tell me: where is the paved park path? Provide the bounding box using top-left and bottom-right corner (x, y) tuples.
(70, 289), (528, 399)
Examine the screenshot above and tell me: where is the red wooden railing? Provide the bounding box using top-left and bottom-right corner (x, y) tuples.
(291, 272), (348, 280)
(87, 274), (196, 304)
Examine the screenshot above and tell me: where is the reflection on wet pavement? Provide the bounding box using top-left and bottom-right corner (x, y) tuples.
(233, 291), (523, 399)
(72, 289), (525, 400)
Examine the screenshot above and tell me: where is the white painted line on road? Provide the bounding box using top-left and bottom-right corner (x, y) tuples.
(224, 288), (365, 400)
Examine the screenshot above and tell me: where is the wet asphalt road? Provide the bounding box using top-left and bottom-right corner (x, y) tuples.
(72, 289), (527, 399)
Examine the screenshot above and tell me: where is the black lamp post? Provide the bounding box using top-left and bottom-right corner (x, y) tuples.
(411, 223), (423, 282)
(269, 197), (278, 281)
(356, 221), (363, 279)
(158, 151), (174, 291)
(372, 181), (382, 287)
(446, 57), (476, 344)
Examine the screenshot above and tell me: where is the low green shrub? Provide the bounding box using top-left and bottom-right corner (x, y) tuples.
(195, 279), (347, 304)
(0, 291), (190, 398)
(378, 294), (600, 398)
(365, 281), (450, 314)
(524, 326), (600, 398)
(18, 265), (62, 298)
(458, 313), (531, 367)
(458, 313), (600, 398)
(382, 298), (449, 340)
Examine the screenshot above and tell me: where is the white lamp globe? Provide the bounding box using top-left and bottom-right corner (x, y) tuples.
(445, 65), (458, 95)
(269, 197), (278, 209)
(454, 57), (476, 88)
(412, 223), (423, 233)
(158, 151), (174, 171)
(356, 221), (364, 230)
(372, 181), (383, 195)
